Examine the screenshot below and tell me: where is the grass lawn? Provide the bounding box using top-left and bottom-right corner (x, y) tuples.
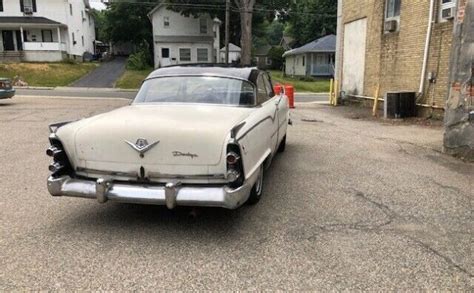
(115, 68), (153, 89)
(0, 62), (98, 87)
(269, 70), (330, 93)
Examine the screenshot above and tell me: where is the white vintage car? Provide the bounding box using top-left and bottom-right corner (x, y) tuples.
(47, 66), (290, 209)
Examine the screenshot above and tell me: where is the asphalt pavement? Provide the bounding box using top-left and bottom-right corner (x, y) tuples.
(0, 96), (472, 290)
(70, 57), (127, 88)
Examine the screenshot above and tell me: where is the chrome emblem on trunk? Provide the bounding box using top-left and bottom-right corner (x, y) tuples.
(125, 138), (159, 157)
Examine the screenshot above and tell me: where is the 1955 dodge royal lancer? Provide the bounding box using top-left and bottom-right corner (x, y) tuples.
(47, 65), (290, 209)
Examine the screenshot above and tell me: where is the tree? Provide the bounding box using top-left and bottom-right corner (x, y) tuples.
(286, 0), (337, 46)
(102, 1), (154, 46)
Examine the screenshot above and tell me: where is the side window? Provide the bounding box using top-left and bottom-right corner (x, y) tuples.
(262, 73), (274, 97)
(256, 74), (268, 105)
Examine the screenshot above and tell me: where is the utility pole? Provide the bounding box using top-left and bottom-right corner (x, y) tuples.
(225, 0), (230, 64)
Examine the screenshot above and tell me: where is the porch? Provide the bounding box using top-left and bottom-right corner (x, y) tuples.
(308, 52), (335, 77)
(0, 17), (67, 62)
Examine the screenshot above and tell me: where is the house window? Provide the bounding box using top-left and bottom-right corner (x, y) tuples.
(20, 0), (37, 13)
(179, 48), (191, 62)
(0, 0), (3, 12)
(439, 0), (456, 22)
(69, 3), (73, 15)
(81, 36), (84, 46)
(197, 48), (208, 62)
(72, 32), (76, 45)
(200, 18), (208, 34)
(164, 16), (170, 28)
(266, 57), (272, 66)
(161, 48), (170, 58)
(385, 0), (401, 19)
(302, 56), (305, 66)
(41, 30), (53, 42)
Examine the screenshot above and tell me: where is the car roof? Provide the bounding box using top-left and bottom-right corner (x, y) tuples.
(146, 64), (259, 83)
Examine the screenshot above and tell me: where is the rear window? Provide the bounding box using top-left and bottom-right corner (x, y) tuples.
(133, 76), (256, 106)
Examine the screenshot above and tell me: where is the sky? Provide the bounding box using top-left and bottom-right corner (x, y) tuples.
(90, 0), (107, 11)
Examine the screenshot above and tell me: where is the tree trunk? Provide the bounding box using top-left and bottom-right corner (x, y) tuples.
(239, 8), (253, 65)
(235, 0), (255, 66)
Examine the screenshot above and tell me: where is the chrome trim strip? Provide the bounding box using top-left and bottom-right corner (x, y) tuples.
(148, 172), (226, 180)
(76, 167), (226, 180)
(76, 167), (138, 178)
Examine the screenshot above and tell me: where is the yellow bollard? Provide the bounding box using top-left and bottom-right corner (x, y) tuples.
(333, 80), (338, 106)
(329, 79), (334, 105)
(372, 84), (380, 117)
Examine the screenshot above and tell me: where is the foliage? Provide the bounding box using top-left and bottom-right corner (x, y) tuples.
(102, 1), (154, 46)
(286, 0), (337, 46)
(269, 70), (330, 93)
(127, 43), (152, 70)
(0, 63), (98, 87)
(266, 21), (285, 46)
(90, 9), (107, 41)
(116, 68), (153, 89)
(267, 46), (285, 70)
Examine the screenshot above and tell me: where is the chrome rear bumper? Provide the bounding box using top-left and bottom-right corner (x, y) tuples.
(47, 174), (255, 209)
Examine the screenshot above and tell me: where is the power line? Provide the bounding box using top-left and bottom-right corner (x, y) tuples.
(104, 1), (336, 17)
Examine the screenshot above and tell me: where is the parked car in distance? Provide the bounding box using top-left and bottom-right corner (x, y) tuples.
(46, 65), (290, 209)
(0, 78), (15, 99)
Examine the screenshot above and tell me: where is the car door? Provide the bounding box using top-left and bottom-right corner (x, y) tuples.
(264, 72), (288, 147)
(239, 72), (279, 178)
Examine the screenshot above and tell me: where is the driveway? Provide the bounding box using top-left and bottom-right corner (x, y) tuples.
(70, 57), (126, 88)
(0, 97), (472, 290)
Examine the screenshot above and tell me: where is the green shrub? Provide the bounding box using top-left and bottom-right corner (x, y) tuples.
(127, 50), (151, 70)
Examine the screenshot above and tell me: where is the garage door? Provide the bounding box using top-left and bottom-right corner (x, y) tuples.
(342, 18), (367, 96)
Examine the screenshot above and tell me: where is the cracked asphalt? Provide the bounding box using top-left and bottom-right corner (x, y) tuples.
(0, 97), (472, 290)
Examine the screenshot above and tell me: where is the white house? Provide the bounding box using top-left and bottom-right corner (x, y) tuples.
(0, 0), (96, 62)
(220, 43), (241, 63)
(283, 34), (336, 77)
(148, 4), (221, 68)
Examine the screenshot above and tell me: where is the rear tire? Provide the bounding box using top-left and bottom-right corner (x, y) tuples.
(247, 165), (264, 205)
(278, 135), (286, 153)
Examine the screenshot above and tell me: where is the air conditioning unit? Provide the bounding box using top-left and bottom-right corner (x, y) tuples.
(384, 20), (398, 32)
(384, 92), (417, 119)
(441, 7), (455, 20)
(24, 6), (34, 15)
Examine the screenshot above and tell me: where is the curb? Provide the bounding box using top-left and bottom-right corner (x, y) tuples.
(54, 87), (138, 92)
(14, 86), (55, 90)
(296, 92), (330, 96)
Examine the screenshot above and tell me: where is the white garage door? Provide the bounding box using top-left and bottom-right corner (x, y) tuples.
(342, 18), (367, 96)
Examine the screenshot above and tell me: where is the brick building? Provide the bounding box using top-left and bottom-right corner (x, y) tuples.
(335, 0), (459, 116)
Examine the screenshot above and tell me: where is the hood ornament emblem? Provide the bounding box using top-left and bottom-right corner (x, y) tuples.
(125, 138), (159, 157)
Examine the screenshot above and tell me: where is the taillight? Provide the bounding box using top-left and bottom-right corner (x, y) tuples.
(226, 152), (240, 165)
(47, 135), (73, 177)
(226, 143), (244, 188)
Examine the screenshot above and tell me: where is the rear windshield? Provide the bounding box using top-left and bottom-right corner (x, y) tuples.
(133, 76), (256, 106)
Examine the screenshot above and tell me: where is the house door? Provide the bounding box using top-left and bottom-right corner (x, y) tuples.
(2, 31), (15, 51)
(342, 18), (367, 95)
(161, 48), (171, 67)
